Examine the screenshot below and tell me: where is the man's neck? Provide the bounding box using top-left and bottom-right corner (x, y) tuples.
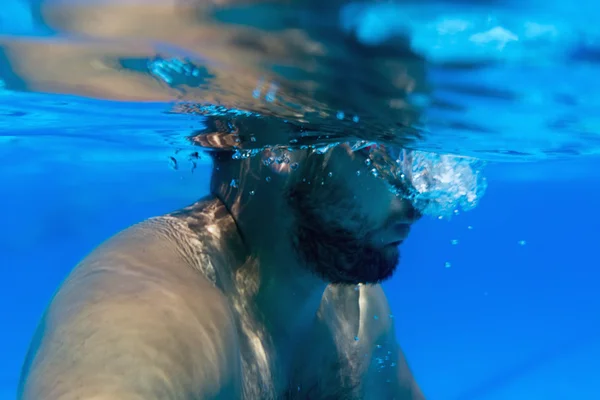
(215, 192), (329, 365)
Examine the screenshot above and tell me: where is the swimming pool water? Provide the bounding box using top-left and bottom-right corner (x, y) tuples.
(2, 0), (600, 399)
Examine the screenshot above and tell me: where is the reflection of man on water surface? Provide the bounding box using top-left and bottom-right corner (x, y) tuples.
(19, 144), (426, 400)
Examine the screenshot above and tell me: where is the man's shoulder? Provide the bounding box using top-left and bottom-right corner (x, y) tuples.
(19, 213), (242, 400)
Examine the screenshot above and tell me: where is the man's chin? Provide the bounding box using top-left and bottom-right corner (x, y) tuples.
(318, 249), (400, 285)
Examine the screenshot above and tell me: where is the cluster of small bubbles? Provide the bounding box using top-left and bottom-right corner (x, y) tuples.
(314, 143), (340, 154)
(349, 140), (371, 151)
(370, 168), (379, 177)
(276, 153), (291, 164)
(232, 149), (254, 160)
(374, 346), (395, 372)
(230, 179), (239, 188)
(451, 239), (459, 245)
(175, 103), (257, 118)
(400, 150), (488, 218)
(263, 156), (275, 166)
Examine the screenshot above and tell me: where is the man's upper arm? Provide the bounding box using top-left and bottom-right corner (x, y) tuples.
(18, 222), (241, 400)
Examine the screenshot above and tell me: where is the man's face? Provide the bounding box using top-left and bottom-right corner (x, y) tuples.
(285, 145), (420, 285)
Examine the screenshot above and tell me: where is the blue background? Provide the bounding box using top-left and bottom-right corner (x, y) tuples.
(2, 149), (599, 399)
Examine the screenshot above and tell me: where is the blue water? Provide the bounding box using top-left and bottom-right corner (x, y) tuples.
(3, 0), (600, 399)
(3, 144), (600, 399)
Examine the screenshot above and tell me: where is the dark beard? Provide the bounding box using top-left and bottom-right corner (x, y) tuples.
(286, 182), (399, 285)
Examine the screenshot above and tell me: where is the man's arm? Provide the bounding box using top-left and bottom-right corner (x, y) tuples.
(18, 219), (241, 400)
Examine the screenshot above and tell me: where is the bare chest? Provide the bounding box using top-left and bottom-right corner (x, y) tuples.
(236, 312), (369, 400)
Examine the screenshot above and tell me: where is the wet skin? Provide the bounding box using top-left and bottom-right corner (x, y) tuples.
(18, 145), (425, 399)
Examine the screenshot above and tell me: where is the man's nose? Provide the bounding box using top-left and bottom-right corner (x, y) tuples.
(391, 196), (422, 224)
(405, 201), (422, 223)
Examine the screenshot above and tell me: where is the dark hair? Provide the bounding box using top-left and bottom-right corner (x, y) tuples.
(207, 150), (235, 165)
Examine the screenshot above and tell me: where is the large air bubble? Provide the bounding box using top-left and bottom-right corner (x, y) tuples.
(399, 150), (487, 218)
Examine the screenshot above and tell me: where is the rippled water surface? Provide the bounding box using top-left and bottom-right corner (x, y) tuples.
(1, 0), (600, 161)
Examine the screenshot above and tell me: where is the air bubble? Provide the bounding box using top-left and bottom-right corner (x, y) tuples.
(290, 162), (299, 170)
(354, 336), (360, 341)
(445, 261), (452, 268)
(451, 239), (459, 245)
(336, 111), (345, 120)
(265, 176), (272, 182)
(356, 170), (361, 176)
(250, 190), (255, 196)
(230, 179), (239, 188)
(352, 115), (360, 123)
(518, 240), (527, 246)
(365, 159), (371, 166)
(328, 172), (333, 178)
(263, 157), (275, 166)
